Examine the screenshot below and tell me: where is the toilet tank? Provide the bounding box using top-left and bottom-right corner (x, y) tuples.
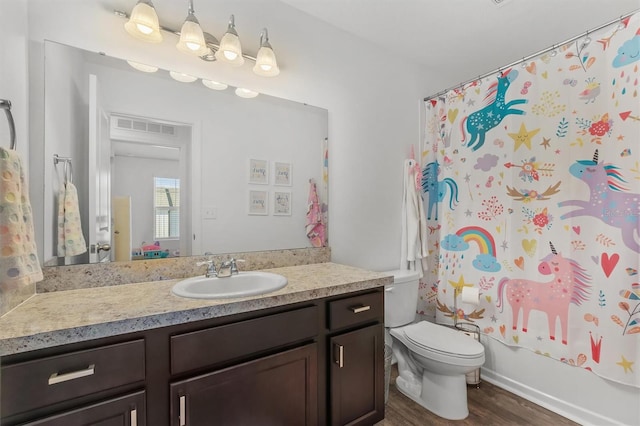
(383, 269), (420, 327)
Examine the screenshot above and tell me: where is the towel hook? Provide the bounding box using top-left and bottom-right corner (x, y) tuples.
(53, 154), (74, 184)
(1, 99), (16, 150)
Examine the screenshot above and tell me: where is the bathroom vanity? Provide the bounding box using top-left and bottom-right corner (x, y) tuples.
(0, 263), (389, 425)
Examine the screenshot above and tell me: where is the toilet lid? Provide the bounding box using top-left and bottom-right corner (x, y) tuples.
(403, 321), (484, 358)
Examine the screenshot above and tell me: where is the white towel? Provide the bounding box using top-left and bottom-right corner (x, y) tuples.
(57, 181), (87, 257)
(0, 147), (43, 285)
(400, 159), (429, 277)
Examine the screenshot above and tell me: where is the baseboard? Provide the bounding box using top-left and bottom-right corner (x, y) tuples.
(480, 367), (621, 426)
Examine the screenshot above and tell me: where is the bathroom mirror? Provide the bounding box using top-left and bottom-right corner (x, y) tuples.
(42, 41), (328, 266)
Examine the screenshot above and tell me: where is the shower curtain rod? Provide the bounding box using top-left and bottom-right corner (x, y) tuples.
(423, 9), (639, 102)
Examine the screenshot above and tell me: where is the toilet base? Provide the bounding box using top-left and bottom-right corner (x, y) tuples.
(395, 369), (470, 420)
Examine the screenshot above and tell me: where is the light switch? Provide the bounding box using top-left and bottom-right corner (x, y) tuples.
(203, 206), (217, 220)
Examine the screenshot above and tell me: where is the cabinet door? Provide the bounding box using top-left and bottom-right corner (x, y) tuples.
(25, 391), (145, 426)
(170, 343), (317, 426)
(329, 324), (384, 426)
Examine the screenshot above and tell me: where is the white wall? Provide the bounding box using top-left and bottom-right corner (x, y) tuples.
(43, 43), (89, 264)
(6, 0), (636, 424)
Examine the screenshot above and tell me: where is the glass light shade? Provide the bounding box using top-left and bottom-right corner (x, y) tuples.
(124, 1), (162, 43)
(202, 79), (228, 90)
(127, 60), (159, 73)
(253, 44), (279, 77)
(169, 71), (198, 83)
(235, 88), (259, 98)
(176, 15), (209, 56)
(215, 19), (244, 66)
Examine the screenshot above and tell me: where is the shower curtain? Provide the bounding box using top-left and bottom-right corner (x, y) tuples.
(419, 12), (639, 388)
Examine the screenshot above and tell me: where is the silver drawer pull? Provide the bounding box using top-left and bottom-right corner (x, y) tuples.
(131, 408), (137, 426)
(350, 305), (371, 314)
(48, 364), (95, 385)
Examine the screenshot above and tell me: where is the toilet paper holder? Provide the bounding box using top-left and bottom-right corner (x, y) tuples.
(452, 286), (482, 387)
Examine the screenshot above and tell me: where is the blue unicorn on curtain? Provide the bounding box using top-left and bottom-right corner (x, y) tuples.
(422, 161), (459, 220)
(460, 69), (528, 151)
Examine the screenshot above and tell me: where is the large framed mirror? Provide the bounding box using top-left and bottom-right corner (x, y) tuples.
(43, 41), (328, 266)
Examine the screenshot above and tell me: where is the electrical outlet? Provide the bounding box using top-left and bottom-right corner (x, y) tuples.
(203, 207), (217, 220)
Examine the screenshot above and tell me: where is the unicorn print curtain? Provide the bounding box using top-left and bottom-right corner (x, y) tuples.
(419, 12), (640, 388)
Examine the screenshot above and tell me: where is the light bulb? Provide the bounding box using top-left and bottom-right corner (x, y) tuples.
(136, 23), (153, 34)
(224, 51), (238, 61)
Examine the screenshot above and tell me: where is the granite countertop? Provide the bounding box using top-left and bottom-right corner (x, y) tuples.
(0, 262), (391, 356)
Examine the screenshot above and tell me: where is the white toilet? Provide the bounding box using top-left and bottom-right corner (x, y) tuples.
(384, 270), (485, 420)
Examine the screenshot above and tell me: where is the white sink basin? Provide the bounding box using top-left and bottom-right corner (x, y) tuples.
(171, 271), (288, 299)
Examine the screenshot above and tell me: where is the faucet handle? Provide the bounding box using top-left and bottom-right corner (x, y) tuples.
(196, 259), (217, 277)
(229, 258), (245, 274)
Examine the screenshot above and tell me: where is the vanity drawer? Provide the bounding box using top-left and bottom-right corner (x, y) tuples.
(171, 305), (318, 375)
(1, 339), (145, 417)
(328, 291), (383, 330)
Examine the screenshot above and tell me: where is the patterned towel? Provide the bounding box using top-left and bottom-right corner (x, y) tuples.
(0, 147), (43, 286)
(57, 181), (87, 257)
(306, 180), (326, 247)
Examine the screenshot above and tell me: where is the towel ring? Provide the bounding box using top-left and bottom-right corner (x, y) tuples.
(1, 99), (16, 150)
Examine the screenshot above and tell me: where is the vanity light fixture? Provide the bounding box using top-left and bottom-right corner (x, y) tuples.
(126, 60), (159, 73)
(124, 0), (162, 43)
(176, 0), (209, 57)
(253, 29), (279, 77)
(169, 71), (198, 83)
(119, 2), (279, 76)
(235, 88), (259, 98)
(215, 15), (244, 66)
(202, 79), (228, 90)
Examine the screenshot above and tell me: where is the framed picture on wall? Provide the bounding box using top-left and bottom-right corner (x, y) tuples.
(248, 159), (269, 185)
(248, 190), (269, 215)
(273, 161), (292, 186)
(273, 191), (292, 216)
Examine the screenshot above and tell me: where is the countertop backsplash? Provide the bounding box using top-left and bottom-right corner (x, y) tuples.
(37, 247), (331, 293)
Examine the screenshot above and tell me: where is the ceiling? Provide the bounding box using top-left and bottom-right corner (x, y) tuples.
(280, 0), (640, 89)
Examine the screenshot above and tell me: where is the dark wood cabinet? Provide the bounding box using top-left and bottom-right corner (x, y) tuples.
(329, 324), (384, 426)
(326, 291), (385, 425)
(170, 344), (317, 426)
(24, 391), (145, 426)
(1, 288), (384, 426)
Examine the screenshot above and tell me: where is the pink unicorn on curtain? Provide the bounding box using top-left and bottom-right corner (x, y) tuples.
(496, 242), (591, 345)
(559, 149), (640, 253)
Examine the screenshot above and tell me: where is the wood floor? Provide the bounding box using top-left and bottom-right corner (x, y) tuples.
(377, 367), (578, 426)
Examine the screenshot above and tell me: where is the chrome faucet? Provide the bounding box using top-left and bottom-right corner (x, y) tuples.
(196, 259), (218, 278)
(217, 258), (244, 278)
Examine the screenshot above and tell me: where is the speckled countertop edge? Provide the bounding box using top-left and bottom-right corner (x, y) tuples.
(0, 263), (392, 356)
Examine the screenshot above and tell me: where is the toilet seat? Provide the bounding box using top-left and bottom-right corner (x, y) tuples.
(393, 321), (484, 365)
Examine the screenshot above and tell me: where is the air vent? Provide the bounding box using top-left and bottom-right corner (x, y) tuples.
(114, 116), (177, 137)
(117, 118), (132, 129)
(132, 120), (147, 131)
